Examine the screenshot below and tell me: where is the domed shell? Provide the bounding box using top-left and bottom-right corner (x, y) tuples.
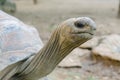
(0, 10), (43, 71)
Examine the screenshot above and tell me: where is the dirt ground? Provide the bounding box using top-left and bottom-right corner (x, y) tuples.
(10, 0), (120, 80)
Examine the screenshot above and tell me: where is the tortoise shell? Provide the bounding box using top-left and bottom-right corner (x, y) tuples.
(0, 10), (43, 71)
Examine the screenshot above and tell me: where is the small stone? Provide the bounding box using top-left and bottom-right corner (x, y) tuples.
(80, 36), (100, 49)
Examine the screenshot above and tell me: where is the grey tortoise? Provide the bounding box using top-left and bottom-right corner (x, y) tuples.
(0, 10), (96, 80)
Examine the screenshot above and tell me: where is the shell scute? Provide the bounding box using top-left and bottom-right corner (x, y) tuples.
(0, 10), (43, 71)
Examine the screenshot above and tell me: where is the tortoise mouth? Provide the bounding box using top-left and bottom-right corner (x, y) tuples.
(71, 31), (94, 35)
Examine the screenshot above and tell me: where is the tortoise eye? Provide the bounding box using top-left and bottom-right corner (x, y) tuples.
(74, 21), (84, 28)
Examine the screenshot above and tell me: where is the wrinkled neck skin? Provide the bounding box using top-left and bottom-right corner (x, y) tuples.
(10, 28), (88, 80)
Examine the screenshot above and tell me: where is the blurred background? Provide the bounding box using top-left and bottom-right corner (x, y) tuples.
(0, 0), (120, 80)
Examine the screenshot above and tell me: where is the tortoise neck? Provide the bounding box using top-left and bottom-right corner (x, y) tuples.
(21, 29), (84, 79)
(34, 29), (80, 72)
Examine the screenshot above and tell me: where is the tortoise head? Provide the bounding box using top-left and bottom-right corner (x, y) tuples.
(57, 17), (96, 46)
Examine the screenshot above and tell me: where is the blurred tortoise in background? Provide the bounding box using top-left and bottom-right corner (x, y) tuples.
(0, 10), (96, 80)
(0, 0), (16, 13)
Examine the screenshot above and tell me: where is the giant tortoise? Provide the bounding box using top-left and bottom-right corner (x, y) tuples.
(0, 10), (96, 80)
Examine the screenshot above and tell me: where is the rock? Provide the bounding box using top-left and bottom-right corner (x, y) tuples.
(58, 48), (90, 68)
(92, 34), (120, 61)
(80, 36), (100, 49)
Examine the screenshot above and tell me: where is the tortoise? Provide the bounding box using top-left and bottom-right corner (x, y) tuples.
(0, 10), (96, 80)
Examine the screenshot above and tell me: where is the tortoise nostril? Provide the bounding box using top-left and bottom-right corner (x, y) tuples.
(74, 21), (84, 28)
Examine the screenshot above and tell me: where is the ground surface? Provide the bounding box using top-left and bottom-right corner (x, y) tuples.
(10, 0), (120, 80)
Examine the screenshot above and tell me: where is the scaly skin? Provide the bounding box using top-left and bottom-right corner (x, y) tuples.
(0, 17), (96, 80)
